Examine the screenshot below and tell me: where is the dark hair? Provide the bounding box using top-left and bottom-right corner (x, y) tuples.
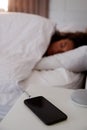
(50, 31), (87, 48)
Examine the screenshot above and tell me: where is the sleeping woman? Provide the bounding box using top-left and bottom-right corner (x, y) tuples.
(44, 31), (87, 56)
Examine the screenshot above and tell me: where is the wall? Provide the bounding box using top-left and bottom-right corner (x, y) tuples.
(49, 0), (87, 31)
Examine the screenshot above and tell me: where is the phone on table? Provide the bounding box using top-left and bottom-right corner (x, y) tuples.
(24, 96), (67, 125)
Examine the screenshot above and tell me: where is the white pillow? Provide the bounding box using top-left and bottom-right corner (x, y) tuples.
(35, 46), (87, 72)
(0, 12), (55, 85)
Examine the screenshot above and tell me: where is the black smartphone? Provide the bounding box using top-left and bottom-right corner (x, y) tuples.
(24, 96), (67, 125)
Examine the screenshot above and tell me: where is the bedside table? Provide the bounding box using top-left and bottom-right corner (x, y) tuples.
(0, 85), (87, 130)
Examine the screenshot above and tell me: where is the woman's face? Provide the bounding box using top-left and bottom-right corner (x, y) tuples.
(46, 39), (75, 56)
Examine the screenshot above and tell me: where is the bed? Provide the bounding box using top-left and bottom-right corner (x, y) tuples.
(0, 12), (86, 121)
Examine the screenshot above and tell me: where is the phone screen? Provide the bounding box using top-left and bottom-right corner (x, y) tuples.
(24, 96), (67, 125)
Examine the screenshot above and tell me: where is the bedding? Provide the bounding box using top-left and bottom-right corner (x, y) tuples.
(0, 83), (23, 121)
(0, 12), (55, 85)
(0, 12), (86, 121)
(19, 68), (84, 90)
(0, 12), (55, 120)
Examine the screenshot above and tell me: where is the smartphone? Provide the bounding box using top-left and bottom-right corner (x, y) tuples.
(24, 96), (67, 125)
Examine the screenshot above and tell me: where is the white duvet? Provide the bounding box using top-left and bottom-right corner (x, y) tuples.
(0, 13), (55, 120)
